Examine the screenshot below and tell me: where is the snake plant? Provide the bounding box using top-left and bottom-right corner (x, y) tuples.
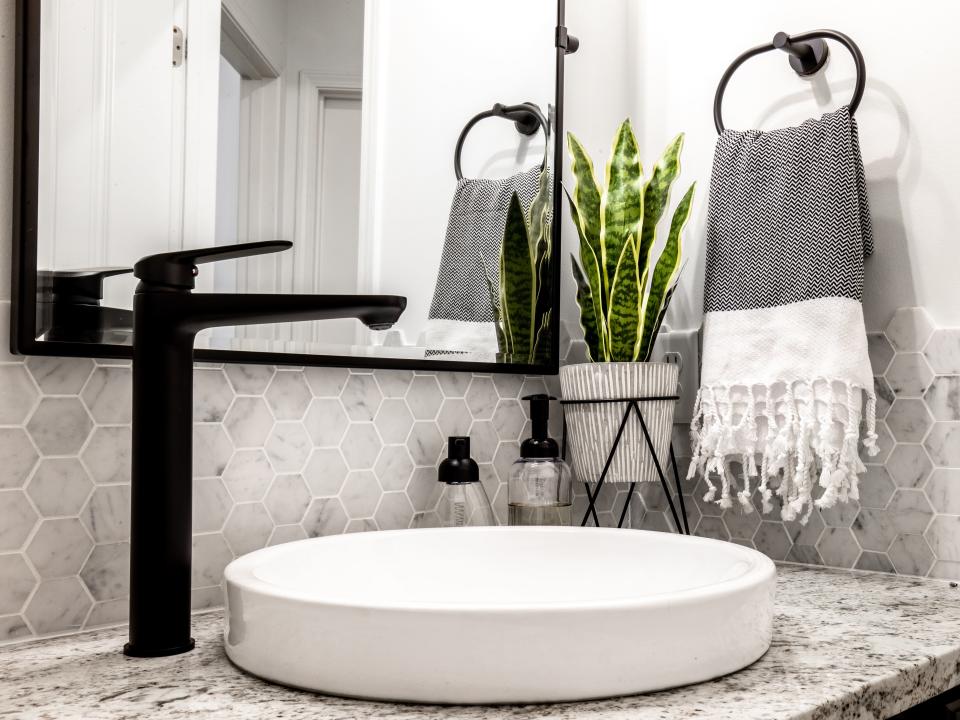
(567, 120), (695, 363)
(486, 169), (552, 364)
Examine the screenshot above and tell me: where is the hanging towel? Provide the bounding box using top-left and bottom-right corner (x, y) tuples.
(688, 106), (877, 524)
(421, 166), (547, 352)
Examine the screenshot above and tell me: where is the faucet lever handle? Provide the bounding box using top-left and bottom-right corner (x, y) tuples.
(134, 241), (293, 290)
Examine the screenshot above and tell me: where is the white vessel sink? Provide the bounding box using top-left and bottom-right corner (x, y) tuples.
(223, 526), (776, 704)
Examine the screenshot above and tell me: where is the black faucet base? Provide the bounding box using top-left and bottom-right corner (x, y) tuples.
(123, 638), (196, 658)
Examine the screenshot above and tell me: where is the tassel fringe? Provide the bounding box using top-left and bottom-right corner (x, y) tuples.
(687, 378), (877, 524)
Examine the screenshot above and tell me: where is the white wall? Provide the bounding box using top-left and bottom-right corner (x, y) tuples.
(560, 0), (634, 336)
(285, 0), (364, 76)
(363, 0), (556, 343)
(630, 1), (960, 331)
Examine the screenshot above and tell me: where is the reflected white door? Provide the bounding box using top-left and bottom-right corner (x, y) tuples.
(38, 0), (189, 310)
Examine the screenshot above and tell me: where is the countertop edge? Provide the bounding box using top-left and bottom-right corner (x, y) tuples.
(805, 646), (960, 720)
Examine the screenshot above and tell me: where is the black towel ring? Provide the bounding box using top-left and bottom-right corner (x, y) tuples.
(713, 29), (866, 134)
(454, 102), (549, 181)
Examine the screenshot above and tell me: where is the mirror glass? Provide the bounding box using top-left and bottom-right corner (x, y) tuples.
(31, 0), (559, 367)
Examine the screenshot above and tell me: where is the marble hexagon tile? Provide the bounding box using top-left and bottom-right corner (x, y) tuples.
(0, 329), (581, 644)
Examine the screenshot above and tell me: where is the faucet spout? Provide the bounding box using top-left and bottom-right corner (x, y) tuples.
(169, 293), (406, 334)
(123, 242), (406, 657)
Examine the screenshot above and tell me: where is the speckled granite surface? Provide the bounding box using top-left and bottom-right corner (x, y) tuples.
(2, 564), (959, 720)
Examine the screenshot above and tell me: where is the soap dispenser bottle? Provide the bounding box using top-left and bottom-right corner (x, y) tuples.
(438, 437), (496, 527)
(508, 394), (573, 526)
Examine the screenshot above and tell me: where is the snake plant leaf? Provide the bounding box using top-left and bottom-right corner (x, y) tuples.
(532, 308), (552, 364)
(480, 255), (507, 355)
(643, 273), (682, 361)
(528, 168), (552, 255)
(532, 171), (553, 330)
(534, 234), (551, 329)
(639, 182), (695, 361)
(566, 133), (604, 306)
(566, 191), (607, 359)
(570, 256), (604, 362)
(502, 193), (535, 361)
(532, 226), (552, 362)
(497, 249), (513, 357)
(638, 133), (684, 295)
(601, 119), (644, 305)
(608, 235), (642, 361)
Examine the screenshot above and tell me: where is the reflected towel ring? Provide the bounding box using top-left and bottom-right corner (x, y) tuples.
(713, 29), (866, 134)
(454, 102), (549, 180)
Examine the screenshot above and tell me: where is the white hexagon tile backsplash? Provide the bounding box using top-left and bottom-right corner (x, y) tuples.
(0, 352), (569, 644)
(0, 308), (958, 645)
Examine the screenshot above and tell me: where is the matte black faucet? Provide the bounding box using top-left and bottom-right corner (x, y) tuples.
(123, 241), (406, 657)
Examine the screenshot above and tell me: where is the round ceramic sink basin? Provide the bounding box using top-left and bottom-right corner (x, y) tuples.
(223, 526), (776, 704)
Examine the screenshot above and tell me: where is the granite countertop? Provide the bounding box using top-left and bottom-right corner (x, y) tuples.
(2, 564), (960, 720)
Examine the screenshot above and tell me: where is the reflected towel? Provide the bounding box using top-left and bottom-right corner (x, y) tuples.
(421, 166), (546, 352)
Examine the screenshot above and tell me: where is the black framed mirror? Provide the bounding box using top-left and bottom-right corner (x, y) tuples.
(12, 0), (574, 374)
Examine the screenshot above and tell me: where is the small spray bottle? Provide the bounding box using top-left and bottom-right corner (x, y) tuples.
(438, 437), (495, 527)
(508, 395), (572, 526)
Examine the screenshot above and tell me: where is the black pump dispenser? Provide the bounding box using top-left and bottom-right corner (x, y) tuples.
(438, 436), (480, 484)
(520, 394), (560, 459)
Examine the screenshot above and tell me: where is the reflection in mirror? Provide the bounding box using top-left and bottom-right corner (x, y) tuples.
(33, 0), (559, 367)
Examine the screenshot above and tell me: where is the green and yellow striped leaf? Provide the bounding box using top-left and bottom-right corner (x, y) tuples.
(638, 133), (684, 294)
(644, 276), (682, 361)
(532, 308), (552, 364)
(502, 193), (535, 360)
(498, 250), (513, 357)
(567, 192), (608, 360)
(608, 234), (641, 361)
(570, 256), (604, 363)
(566, 133), (604, 308)
(601, 119), (644, 305)
(528, 168), (552, 255)
(478, 250), (506, 355)
(639, 182), (695, 360)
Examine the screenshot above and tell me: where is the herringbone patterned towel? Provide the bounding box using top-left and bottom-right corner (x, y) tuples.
(689, 107), (878, 524)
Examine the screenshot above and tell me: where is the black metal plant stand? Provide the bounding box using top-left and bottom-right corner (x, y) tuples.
(560, 396), (691, 534)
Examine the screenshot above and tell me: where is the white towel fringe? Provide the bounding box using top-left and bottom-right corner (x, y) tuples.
(687, 378), (877, 524)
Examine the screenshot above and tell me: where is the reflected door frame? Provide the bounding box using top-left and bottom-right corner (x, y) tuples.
(291, 71), (363, 346)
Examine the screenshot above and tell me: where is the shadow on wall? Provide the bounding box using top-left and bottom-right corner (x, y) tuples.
(470, 139), (547, 179)
(754, 78), (927, 330)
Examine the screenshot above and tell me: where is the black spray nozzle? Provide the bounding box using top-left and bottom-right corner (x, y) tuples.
(521, 394), (559, 459)
(438, 436), (479, 484)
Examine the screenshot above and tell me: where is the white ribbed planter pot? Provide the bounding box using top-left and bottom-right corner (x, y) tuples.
(560, 362), (680, 486)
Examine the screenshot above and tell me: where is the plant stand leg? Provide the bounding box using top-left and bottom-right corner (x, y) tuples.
(669, 444), (691, 534)
(579, 402), (634, 527)
(633, 404), (684, 534)
(617, 483), (637, 528)
(581, 482), (602, 527)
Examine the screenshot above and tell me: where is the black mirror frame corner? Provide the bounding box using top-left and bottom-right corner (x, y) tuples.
(10, 0), (575, 376)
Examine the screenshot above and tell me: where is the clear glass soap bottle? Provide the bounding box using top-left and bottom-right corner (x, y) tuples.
(508, 395), (573, 526)
(438, 437), (496, 527)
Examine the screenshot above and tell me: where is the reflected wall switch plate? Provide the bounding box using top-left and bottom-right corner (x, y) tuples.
(649, 327), (700, 424)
